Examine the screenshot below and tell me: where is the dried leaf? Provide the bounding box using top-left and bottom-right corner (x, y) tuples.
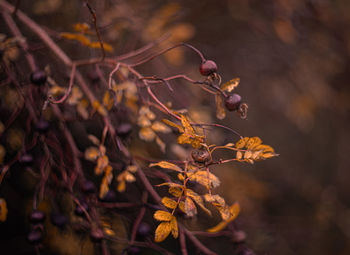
(207, 203), (240, 233)
(99, 178), (109, 199)
(221, 78), (240, 92)
(149, 161), (183, 172)
(235, 137), (249, 149)
(246, 137), (262, 150)
(152, 121), (171, 133)
(188, 170), (220, 189)
(0, 198), (8, 222)
(184, 197), (197, 217)
(154, 210), (173, 221)
(186, 189), (211, 216)
(236, 151), (243, 160)
(204, 194), (231, 220)
(155, 221), (172, 242)
(139, 127), (156, 141)
(85, 147), (99, 161)
(103, 91), (114, 110)
(162, 197), (178, 209)
(215, 93), (226, 120)
(168, 186), (183, 198)
(170, 216), (178, 238)
(162, 119), (184, 132)
(95, 155), (109, 175)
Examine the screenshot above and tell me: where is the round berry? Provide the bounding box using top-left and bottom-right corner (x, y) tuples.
(137, 222), (151, 237)
(199, 60), (217, 76)
(30, 210), (46, 224)
(116, 123), (132, 137)
(90, 228), (104, 243)
(127, 246), (141, 255)
(225, 93), (242, 111)
(191, 149), (210, 164)
(81, 180), (96, 194)
(50, 213), (68, 228)
(74, 201), (89, 216)
(100, 190), (117, 202)
(30, 70), (47, 86)
(19, 153), (33, 166)
(27, 229), (43, 244)
(35, 119), (50, 133)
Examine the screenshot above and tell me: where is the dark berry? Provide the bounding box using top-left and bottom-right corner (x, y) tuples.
(191, 149), (210, 163)
(27, 229), (43, 244)
(30, 70), (47, 86)
(100, 190), (117, 202)
(19, 153), (33, 166)
(199, 60), (217, 76)
(30, 210), (46, 224)
(127, 246), (141, 255)
(74, 201), (89, 216)
(225, 93), (242, 111)
(137, 222), (151, 237)
(90, 228), (104, 243)
(50, 213), (68, 228)
(35, 119), (50, 133)
(81, 180), (96, 194)
(116, 123), (132, 137)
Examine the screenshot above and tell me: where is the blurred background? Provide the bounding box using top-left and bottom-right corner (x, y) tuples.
(1, 0), (350, 254)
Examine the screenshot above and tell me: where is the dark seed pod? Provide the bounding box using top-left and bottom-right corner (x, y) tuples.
(137, 222), (151, 237)
(116, 123), (132, 137)
(199, 60), (217, 76)
(81, 180), (96, 194)
(30, 210), (46, 224)
(35, 119), (50, 133)
(100, 190), (117, 202)
(127, 246), (141, 255)
(191, 149), (210, 163)
(27, 229), (43, 244)
(90, 228), (104, 243)
(74, 201), (89, 216)
(19, 153), (33, 166)
(50, 213), (68, 228)
(30, 70), (47, 86)
(225, 93), (242, 111)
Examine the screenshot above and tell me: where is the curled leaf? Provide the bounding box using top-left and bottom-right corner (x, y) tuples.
(221, 78), (240, 92)
(149, 161), (183, 172)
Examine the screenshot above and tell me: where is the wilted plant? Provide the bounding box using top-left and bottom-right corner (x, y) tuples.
(0, 1), (277, 254)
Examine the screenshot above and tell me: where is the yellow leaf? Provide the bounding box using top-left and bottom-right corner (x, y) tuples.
(180, 115), (195, 136)
(137, 115), (151, 127)
(84, 147), (100, 161)
(89, 41), (114, 52)
(215, 93), (226, 120)
(95, 155), (109, 175)
(154, 210), (173, 221)
(127, 165), (138, 173)
(117, 180), (126, 192)
(60, 32), (91, 46)
(99, 178), (109, 199)
(87, 134), (100, 146)
(170, 216), (178, 239)
(162, 119), (184, 132)
(177, 173), (185, 181)
(262, 152), (278, 159)
(77, 99), (89, 119)
(178, 201), (185, 213)
(254, 144), (275, 153)
(149, 161), (183, 172)
(124, 172), (136, 182)
(235, 137), (249, 149)
(204, 194), (230, 220)
(188, 170), (220, 189)
(246, 137), (262, 150)
(186, 189), (211, 216)
(49, 85), (65, 96)
(184, 197), (197, 217)
(244, 151), (252, 159)
(177, 133), (192, 145)
(168, 186), (183, 198)
(103, 91), (114, 110)
(151, 121), (171, 133)
(221, 78), (240, 92)
(155, 136), (166, 153)
(162, 197), (178, 209)
(236, 151), (243, 160)
(139, 106), (156, 120)
(73, 23), (90, 33)
(0, 198), (8, 222)
(207, 203), (240, 233)
(155, 221), (172, 242)
(67, 86), (83, 105)
(139, 127), (156, 141)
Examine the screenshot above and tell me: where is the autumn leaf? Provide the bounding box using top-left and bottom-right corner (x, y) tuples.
(162, 119), (184, 132)
(221, 78), (240, 92)
(215, 93), (226, 120)
(85, 147), (100, 161)
(186, 189), (211, 216)
(154, 210), (173, 221)
(149, 161), (183, 172)
(139, 127), (156, 141)
(207, 203), (240, 233)
(155, 221), (172, 242)
(184, 197), (197, 217)
(162, 197), (178, 209)
(151, 121), (171, 133)
(170, 216), (178, 238)
(0, 198), (8, 222)
(187, 170), (220, 189)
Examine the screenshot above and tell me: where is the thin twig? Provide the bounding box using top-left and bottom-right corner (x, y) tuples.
(48, 64), (76, 104)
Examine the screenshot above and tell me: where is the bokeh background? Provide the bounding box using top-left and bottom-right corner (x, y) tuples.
(1, 0), (350, 254)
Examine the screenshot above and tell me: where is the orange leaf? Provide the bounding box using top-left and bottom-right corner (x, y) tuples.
(154, 210), (173, 221)
(155, 221), (172, 242)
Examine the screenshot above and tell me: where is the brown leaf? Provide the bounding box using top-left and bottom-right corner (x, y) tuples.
(149, 161), (183, 172)
(221, 78), (240, 92)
